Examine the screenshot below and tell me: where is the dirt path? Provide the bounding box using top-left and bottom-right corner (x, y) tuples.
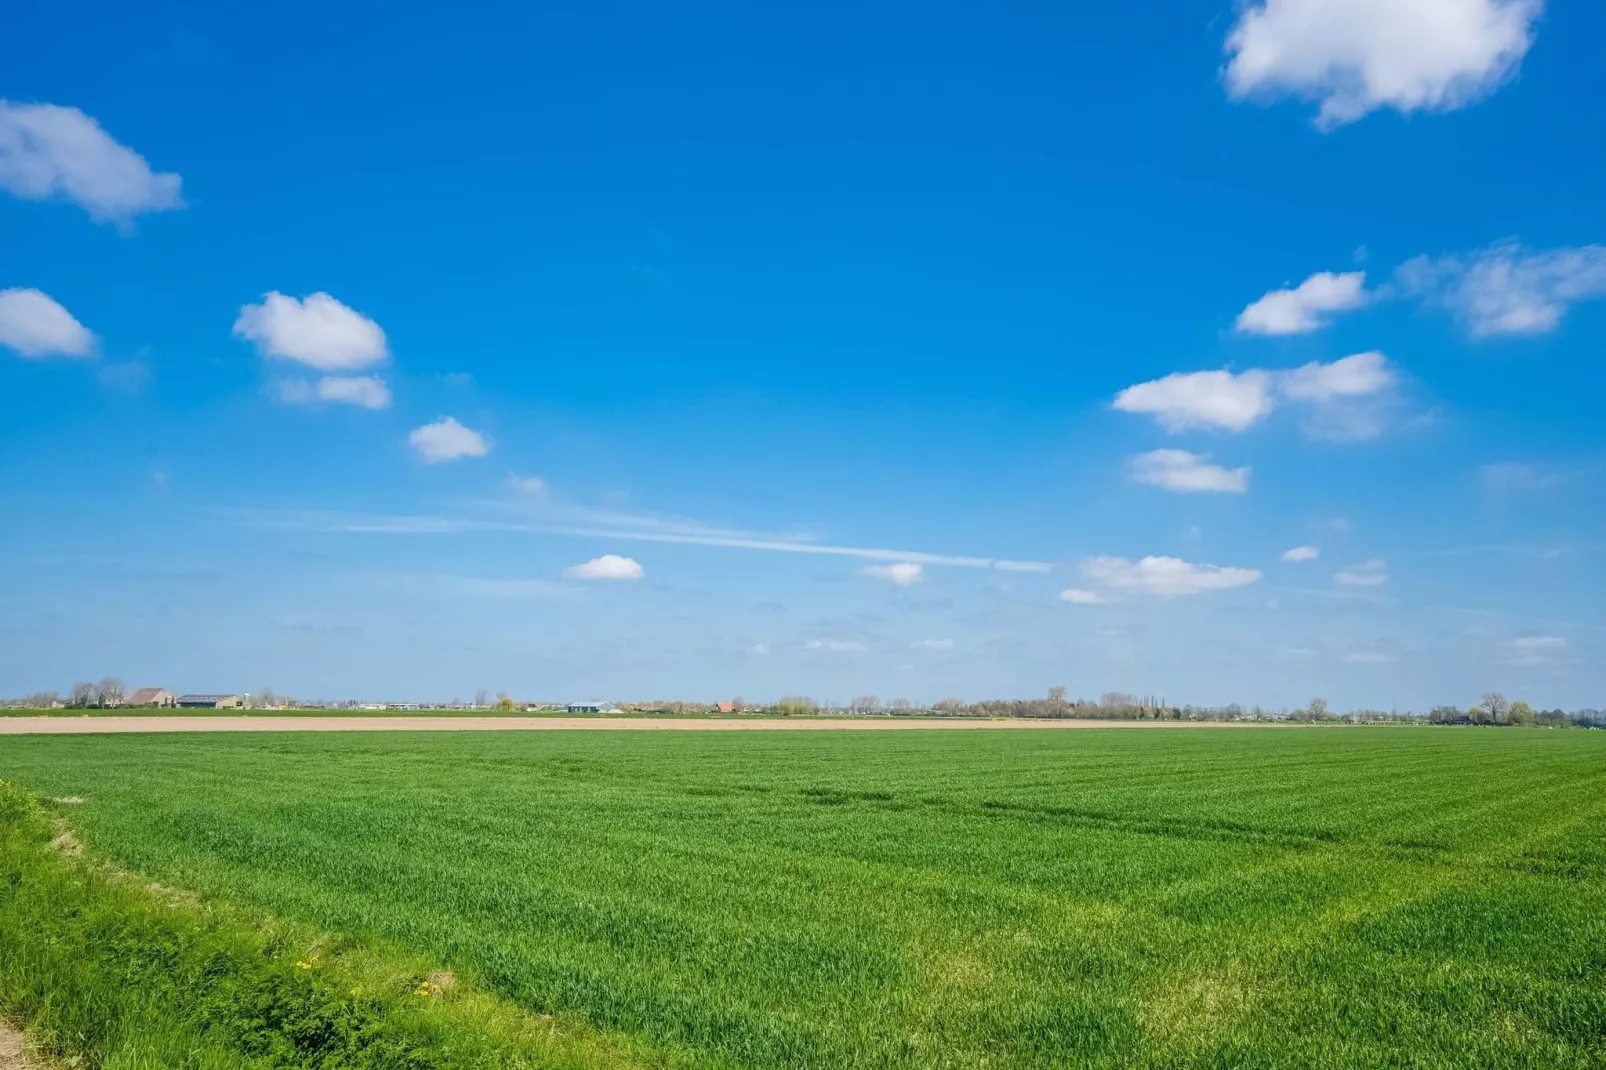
(0, 1020), (43, 1070)
(0, 715), (1269, 735)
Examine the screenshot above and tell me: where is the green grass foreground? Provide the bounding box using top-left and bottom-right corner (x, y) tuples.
(2, 729), (1604, 1068)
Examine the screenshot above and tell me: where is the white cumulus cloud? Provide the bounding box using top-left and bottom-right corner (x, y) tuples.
(0, 101), (184, 224)
(1236, 271), (1368, 334)
(1115, 356), (1398, 438)
(1059, 588), (1107, 604)
(408, 417), (490, 463)
(0, 288), (96, 358)
(1082, 555), (1263, 597)
(278, 375), (391, 409)
(234, 292), (389, 372)
(1278, 351), (1395, 400)
(1129, 449), (1250, 493)
(1113, 368), (1274, 432)
(563, 554), (644, 580)
(1334, 558), (1389, 586)
(1281, 545), (1321, 562)
(1224, 0), (1541, 128)
(862, 562), (926, 586)
(1397, 241), (1606, 336)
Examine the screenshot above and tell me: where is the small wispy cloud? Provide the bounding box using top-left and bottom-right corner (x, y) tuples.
(275, 374), (391, 410)
(1235, 271), (1368, 334)
(563, 554), (644, 581)
(1397, 240), (1606, 336)
(409, 418), (490, 463)
(1281, 545), (1320, 562)
(1481, 462), (1564, 494)
(911, 638), (954, 650)
(862, 563), (925, 586)
(1129, 449), (1249, 493)
(806, 639), (867, 653)
(0, 288), (96, 358)
(508, 474), (547, 495)
(1505, 635), (1568, 666)
(1082, 555), (1262, 597)
(383, 573), (569, 599)
(1114, 369), (1274, 432)
(1113, 353), (1398, 440)
(1334, 559), (1388, 587)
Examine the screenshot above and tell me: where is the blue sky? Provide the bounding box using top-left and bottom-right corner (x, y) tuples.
(1, 0), (1602, 708)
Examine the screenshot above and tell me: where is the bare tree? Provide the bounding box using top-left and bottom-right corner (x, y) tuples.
(934, 697), (967, 714)
(1308, 697), (1329, 718)
(1481, 692), (1510, 722)
(27, 691), (60, 708)
(887, 697), (912, 710)
(850, 695), (881, 712)
(69, 681), (96, 707)
(93, 677), (125, 706)
(474, 687), (489, 709)
(1047, 686), (1067, 705)
(1099, 692), (1136, 709)
(731, 696), (747, 710)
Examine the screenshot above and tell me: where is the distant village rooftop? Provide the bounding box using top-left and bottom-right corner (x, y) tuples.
(176, 694), (243, 709)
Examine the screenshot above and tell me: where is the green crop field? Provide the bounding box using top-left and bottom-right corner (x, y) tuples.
(2, 728), (1604, 1069)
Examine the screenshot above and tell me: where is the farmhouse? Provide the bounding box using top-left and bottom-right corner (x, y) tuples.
(566, 701), (619, 714)
(125, 687), (176, 707)
(176, 694), (244, 709)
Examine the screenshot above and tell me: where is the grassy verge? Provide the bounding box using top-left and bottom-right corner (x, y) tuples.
(0, 779), (657, 1070)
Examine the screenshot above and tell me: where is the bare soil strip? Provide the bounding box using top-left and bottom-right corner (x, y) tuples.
(0, 715), (1268, 735)
(0, 1019), (43, 1070)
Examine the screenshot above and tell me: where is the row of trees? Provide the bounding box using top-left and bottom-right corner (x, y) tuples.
(63, 678), (126, 707)
(761, 689), (1601, 727)
(9, 681), (1599, 727)
(1426, 692), (1575, 726)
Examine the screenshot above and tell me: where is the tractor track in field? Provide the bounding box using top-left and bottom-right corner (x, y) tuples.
(0, 715), (1277, 735)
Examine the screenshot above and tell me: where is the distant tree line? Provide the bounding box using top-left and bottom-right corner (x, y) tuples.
(753, 688), (1605, 728)
(5, 682), (1602, 728)
(62, 678), (126, 708)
